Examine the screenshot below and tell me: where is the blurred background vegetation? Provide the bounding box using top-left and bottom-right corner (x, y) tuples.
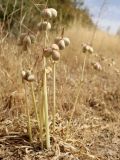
(0, 0), (94, 36)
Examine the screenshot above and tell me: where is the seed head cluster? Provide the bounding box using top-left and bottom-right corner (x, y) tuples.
(54, 36), (70, 50)
(81, 43), (94, 54)
(18, 33), (35, 51)
(22, 70), (35, 82)
(17, 6), (70, 149)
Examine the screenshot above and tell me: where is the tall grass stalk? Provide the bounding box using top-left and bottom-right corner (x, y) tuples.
(68, 54), (87, 133)
(53, 62), (56, 130)
(90, 0), (107, 45)
(30, 83), (41, 141)
(19, 0), (23, 34)
(24, 81), (32, 142)
(43, 57), (50, 149)
(39, 85), (44, 149)
(43, 30), (50, 149)
(8, 0), (18, 32)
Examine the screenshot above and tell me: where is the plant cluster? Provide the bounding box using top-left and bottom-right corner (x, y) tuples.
(18, 6), (70, 149)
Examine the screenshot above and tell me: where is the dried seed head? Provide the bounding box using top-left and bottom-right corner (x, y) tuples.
(54, 37), (62, 44)
(81, 43), (94, 54)
(81, 43), (88, 53)
(63, 37), (70, 46)
(58, 39), (65, 50)
(41, 8), (52, 19)
(52, 50), (60, 61)
(21, 70), (26, 79)
(22, 70), (35, 82)
(51, 44), (59, 50)
(27, 74), (35, 82)
(37, 21), (51, 31)
(92, 62), (102, 71)
(23, 35), (31, 47)
(88, 46), (94, 54)
(43, 48), (53, 57)
(49, 8), (57, 18)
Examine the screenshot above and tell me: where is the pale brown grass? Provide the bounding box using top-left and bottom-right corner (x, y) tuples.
(0, 24), (120, 159)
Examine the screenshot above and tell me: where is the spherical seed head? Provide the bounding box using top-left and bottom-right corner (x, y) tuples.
(52, 50), (60, 61)
(22, 70), (35, 82)
(63, 37), (70, 47)
(21, 70), (26, 79)
(49, 8), (57, 18)
(54, 37), (62, 44)
(88, 46), (94, 54)
(51, 44), (59, 50)
(37, 21), (51, 31)
(43, 48), (53, 57)
(27, 74), (35, 82)
(23, 35), (31, 47)
(41, 8), (52, 19)
(58, 39), (66, 50)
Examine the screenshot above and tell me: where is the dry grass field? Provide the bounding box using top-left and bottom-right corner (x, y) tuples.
(0, 24), (120, 160)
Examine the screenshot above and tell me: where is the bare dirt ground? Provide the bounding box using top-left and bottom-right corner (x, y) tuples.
(0, 29), (120, 159)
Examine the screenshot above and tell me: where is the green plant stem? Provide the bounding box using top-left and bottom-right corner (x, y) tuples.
(24, 81), (32, 142)
(53, 62), (56, 130)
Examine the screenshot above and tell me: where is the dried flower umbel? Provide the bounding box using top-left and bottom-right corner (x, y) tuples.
(18, 33), (35, 51)
(81, 43), (94, 54)
(43, 43), (60, 61)
(37, 21), (51, 31)
(22, 70), (35, 82)
(41, 8), (57, 19)
(54, 36), (70, 50)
